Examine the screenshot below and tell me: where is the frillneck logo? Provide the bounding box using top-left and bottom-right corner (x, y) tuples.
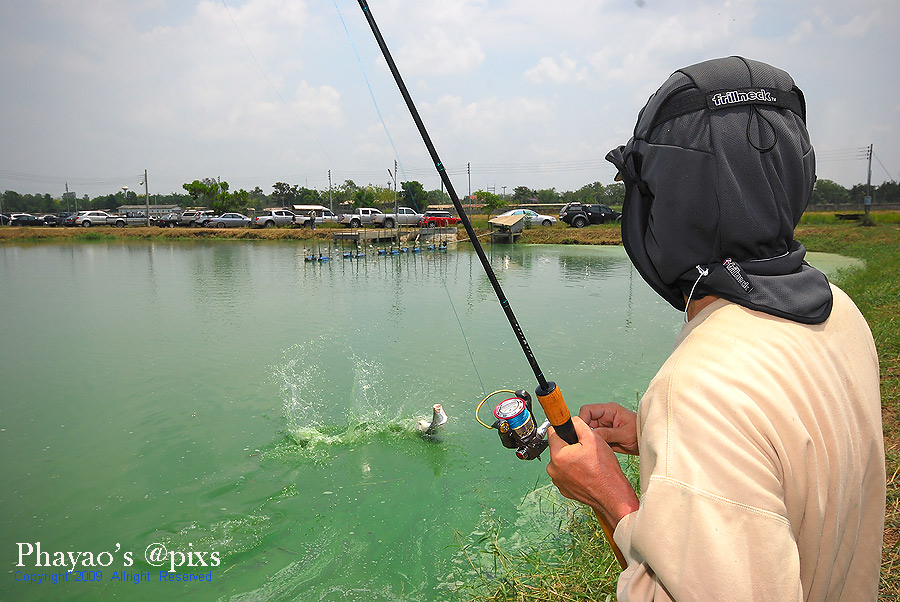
(709, 88), (776, 108)
(723, 259), (753, 292)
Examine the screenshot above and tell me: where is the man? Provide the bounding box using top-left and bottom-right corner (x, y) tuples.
(547, 57), (885, 601)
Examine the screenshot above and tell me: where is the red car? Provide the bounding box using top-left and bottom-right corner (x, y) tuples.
(419, 210), (461, 228)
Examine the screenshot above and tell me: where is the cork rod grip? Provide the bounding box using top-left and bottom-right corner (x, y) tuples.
(536, 381), (627, 568)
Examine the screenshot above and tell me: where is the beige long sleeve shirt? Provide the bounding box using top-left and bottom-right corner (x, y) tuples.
(614, 285), (884, 601)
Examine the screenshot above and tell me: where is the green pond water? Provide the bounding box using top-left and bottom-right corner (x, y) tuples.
(0, 240), (860, 601)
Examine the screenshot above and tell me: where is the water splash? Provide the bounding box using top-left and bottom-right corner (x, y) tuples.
(269, 341), (442, 463)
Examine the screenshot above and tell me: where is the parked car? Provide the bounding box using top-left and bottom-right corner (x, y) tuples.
(62, 212), (85, 227)
(110, 211), (152, 227)
(207, 213), (251, 228)
(74, 210), (115, 227)
(0, 213), (10, 225)
(293, 205), (339, 226)
(156, 213), (180, 228)
(419, 210), (462, 228)
(193, 211), (217, 227)
(178, 209), (216, 227)
(374, 206), (423, 228)
(253, 209), (298, 228)
(497, 208), (557, 226)
(41, 212), (73, 227)
(340, 208), (383, 228)
(178, 210), (200, 226)
(559, 203), (621, 227)
(10, 213), (44, 227)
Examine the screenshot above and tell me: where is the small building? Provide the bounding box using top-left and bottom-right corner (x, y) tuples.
(489, 213), (525, 243)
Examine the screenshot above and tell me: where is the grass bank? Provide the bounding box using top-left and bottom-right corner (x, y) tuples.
(2, 215), (898, 598)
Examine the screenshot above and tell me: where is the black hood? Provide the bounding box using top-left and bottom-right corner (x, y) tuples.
(606, 56), (832, 324)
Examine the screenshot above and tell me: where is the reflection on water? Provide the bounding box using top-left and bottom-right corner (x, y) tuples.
(0, 241), (861, 601)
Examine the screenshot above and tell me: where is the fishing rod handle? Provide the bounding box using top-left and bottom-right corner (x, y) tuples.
(534, 381), (576, 444)
(537, 381), (628, 568)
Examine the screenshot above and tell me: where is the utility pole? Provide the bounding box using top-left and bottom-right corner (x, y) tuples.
(328, 170), (333, 214)
(388, 160), (398, 244)
(864, 144), (873, 215)
(467, 162), (471, 209)
(143, 169), (150, 226)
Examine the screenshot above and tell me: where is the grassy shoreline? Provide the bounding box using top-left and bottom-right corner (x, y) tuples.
(2, 217), (897, 599)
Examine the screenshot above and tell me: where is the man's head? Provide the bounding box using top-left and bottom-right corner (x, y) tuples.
(607, 56), (832, 323)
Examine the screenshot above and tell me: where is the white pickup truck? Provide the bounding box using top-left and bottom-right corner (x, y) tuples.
(339, 207), (383, 228)
(373, 207), (423, 228)
(253, 209), (299, 228)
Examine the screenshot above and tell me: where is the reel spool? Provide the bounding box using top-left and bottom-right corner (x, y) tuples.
(477, 389), (551, 461)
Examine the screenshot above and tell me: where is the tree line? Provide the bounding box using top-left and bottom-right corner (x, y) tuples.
(810, 179), (900, 206)
(2, 176), (894, 216)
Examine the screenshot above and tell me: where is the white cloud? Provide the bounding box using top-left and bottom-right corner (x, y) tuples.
(789, 20), (814, 44)
(428, 94), (554, 139)
(394, 29), (485, 76)
(833, 10), (882, 38)
(0, 0), (897, 194)
(525, 54), (587, 85)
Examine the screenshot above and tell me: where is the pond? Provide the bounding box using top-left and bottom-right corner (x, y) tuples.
(0, 240), (860, 601)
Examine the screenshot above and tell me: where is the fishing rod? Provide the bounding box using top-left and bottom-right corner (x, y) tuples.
(356, 0), (625, 568)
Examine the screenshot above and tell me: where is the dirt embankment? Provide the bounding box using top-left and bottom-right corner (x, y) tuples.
(0, 223), (624, 244)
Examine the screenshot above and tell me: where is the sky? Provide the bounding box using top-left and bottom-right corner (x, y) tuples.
(0, 0), (897, 200)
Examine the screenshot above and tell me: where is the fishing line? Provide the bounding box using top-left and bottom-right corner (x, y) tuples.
(354, 0), (625, 567)
(442, 279), (487, 396)
(339, 1), (487, 394)
(332, 0), (422, 211)
(220, 0), (333, 165)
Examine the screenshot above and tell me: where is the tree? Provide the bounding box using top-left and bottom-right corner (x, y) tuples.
(424, 188), (448, 209)
(2, 190), (23, 212)
(352, 186), (375, 209)
(374, 184), (394, 205)
(400, 180), (426, 210)
(182, 178), (239, 213)
(271, 181), (298, 207)
(232, 188), (250, 212)
(511, 186), (536, 204)
(810, 179), (849, 206)
(474, 189), (505, 216)
(332, 180), (358, 208)
(296, 187), (323, 205)
(876, 181), (899, 204)
(599, 182), (625, 206)
(535, 188), (559, 204)
(248, 186), (268, 210)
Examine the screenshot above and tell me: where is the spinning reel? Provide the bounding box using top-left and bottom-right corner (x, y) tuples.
(476, 389), (551, 461)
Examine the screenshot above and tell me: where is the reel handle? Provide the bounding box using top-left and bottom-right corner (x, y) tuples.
(535, 381), (627, 569)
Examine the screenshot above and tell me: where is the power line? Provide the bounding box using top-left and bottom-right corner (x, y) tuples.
(0, 169), (143, 187)
(873, 151), (896, 182)
(815, 146), (869, 162)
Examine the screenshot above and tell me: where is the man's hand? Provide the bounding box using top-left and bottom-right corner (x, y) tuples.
(547, 416), (640, 528)
(579, 403), (639, 455)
